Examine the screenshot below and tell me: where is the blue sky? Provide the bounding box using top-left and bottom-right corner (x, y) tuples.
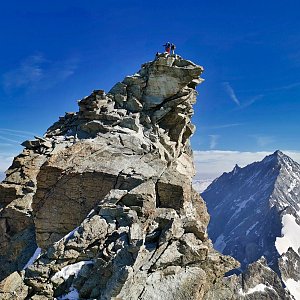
(1, 1), (300, 179)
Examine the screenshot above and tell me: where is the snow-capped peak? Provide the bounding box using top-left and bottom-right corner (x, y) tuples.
(201, 150), (300, 300)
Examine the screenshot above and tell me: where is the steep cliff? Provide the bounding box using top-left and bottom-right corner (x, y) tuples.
(0, 53), (238, 299)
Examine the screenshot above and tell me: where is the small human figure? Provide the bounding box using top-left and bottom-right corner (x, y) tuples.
(163, 42), (171, 54)
(171, 43), (176, 55)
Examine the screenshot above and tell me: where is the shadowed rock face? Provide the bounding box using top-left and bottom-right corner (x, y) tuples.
(0, 53), (238, 299)
(202, 151), (300, 299)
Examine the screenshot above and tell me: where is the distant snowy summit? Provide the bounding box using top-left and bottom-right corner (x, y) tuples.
(193, 179), (213, 193)
(202, 150), (300, 300)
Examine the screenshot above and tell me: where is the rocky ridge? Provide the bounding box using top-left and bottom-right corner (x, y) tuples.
(0, 53), (239, 299)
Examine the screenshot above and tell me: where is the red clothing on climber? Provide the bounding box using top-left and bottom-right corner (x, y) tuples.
(163, 42), (171, 54)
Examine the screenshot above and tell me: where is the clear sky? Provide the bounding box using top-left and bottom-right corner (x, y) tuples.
(1, 0), (300, 179)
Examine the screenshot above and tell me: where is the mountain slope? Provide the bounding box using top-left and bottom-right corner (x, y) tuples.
(202, 150), (300, 299)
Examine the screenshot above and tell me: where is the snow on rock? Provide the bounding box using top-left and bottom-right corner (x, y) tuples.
(57, 286), (79, 300)
(51, 261), (93, 281)
(193, 179), (212, 193)
(284, 278), (300, 300)
(288, 178), (298, 193)
(53, 227), (80, 247)
(63, 226), (79, 241)
(275, 214), (300, 255)
(246, 221), (259, 236)
(214, 234), (226, 252)
(239, 283), (275, 296)
(23, 247), (42, 270)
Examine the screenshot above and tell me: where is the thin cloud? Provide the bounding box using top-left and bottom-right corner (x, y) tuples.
(236, 82), (300, 94)
(223, 82), (240, 106)
(0, 151), (18, 180)
(0, 131), (35, 139)
(261, 82), (300, 93)
(0, 136), (21, 144)
(209, 135), (220, 149)
(251, 135), (275, 147)
(0, 128), (38, 149)
(0, 128), (38, 135)
(240, 94), (264, 109)
(201, 123), (241, 130)
(3, 54), (44, 91)
(2, 54), (78, 93)
(223, 82), (264, 109)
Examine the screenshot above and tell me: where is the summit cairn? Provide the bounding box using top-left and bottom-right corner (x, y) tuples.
(0, 54), (237, 299)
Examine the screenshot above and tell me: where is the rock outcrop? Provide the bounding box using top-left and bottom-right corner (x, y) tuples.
(205, 257), (292, 300)
(0, 53), (238, 299)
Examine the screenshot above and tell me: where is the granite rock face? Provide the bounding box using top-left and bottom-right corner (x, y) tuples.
(0, 53), (238, 299)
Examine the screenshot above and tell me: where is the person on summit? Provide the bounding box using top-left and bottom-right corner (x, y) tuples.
(171, 43), (176, 55)
(163, 42), (171, 54)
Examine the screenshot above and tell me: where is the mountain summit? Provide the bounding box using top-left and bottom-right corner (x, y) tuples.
(202, 150), (300, 299)
(0, 54), (241, 299)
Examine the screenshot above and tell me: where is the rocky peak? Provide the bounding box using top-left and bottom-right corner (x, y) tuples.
(264, 151), (300, 212)
(45, 53), (203, 163)
(273, 149), (285, 158)
(0, 54), (239, 299)
(262, 150), (296, 168)
(202, 151), (300, 299)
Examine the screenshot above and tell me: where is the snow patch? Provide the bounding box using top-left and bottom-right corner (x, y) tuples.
(23, 247), (42, 270)
(284, 278), (300, 300)
(239, 283), (275, 296)
(87, 209), (95, 217)
(51, 261), (93, 281)
(214, 234), (226, 252)
(230, 196), (254, 221)
(57, 286), (79, 300)
(275, 214), (300, 255)
(64, 226), (79, 241)
(281, 254), (288, 262)
(54, 226), (80, 245)
(288, 178), (297, 193)
(246, 221), (259, 236)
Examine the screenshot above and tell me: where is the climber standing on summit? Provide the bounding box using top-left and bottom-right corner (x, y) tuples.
(171, 43), (176, 55)
(163, 42), (171, 54)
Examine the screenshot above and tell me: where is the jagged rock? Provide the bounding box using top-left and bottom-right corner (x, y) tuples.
(204, 257), (292, 299)
(0, 53), (239, 299)
(0, 271), (28, 299)
(0, 149), (46, 280)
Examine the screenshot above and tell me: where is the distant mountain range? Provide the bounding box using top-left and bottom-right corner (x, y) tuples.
(202, 150), (300, 299)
